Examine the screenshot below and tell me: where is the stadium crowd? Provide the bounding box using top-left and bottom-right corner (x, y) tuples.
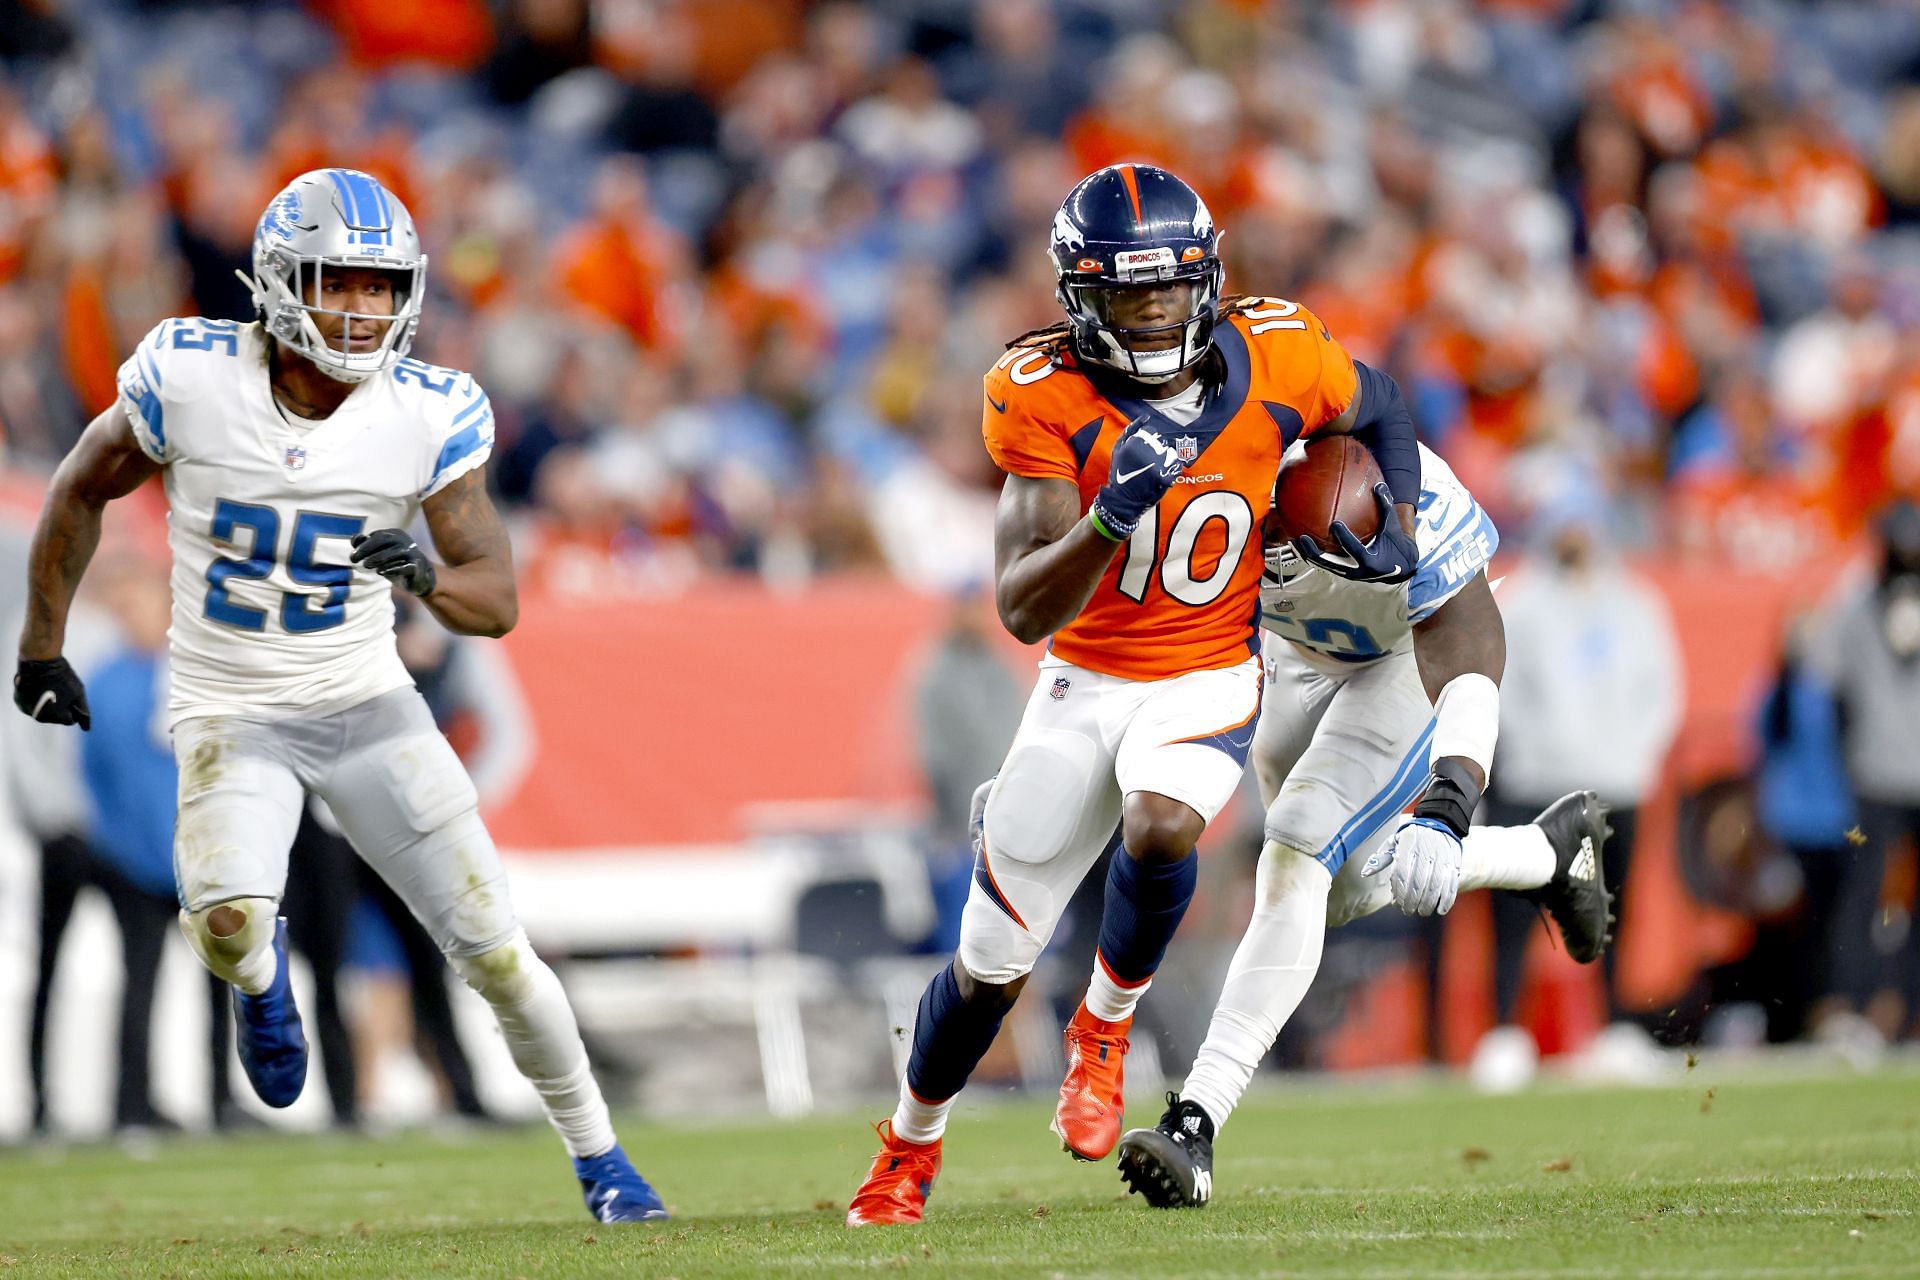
(4, 0), (1920, 1134)
(0, 0), (1917, 588)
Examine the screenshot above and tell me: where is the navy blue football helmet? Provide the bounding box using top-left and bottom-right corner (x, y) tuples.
(1049, 163), (1223, 384)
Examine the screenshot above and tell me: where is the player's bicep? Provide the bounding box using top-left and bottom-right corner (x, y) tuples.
(1411, 570), (1505, 701)
(422, 465), (513, 572)
(61, 406), (163, 505)
(993, 473), (1082, 577)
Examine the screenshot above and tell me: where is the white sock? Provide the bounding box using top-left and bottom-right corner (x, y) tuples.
(453, 935), (617, 1160)
(1084, 957), (1150, 1022)
(1461, 824), (1555, 892)
(1180, 843), (1330, 1135)
(890, 1082), (952, 1144)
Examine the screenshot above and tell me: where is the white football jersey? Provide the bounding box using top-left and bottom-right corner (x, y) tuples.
(1260, 443), (1497, 673)
(115, 318), (495, 725)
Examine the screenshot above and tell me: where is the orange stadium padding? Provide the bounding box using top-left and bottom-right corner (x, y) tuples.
(491, 557), (1817, 1031)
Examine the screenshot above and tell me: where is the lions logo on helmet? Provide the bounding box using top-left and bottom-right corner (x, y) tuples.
(239, 168), (428, 386)
(1048, 163), (1225, 384)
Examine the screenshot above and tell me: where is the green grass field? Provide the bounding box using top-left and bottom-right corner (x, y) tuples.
(3, 1066), (1917, 1278)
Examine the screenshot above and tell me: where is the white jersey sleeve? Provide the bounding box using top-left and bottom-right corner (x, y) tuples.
(1405, 447), (1499, 624)
(411, 361), (495, 499)
(115, 317), (248, 464)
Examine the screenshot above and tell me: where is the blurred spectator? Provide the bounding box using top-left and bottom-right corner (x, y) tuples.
(1482, 504), (1683, 1067)
(912, 586), (1022, 951)
(1754, 613), (1857, 1036)
(1808, 499), (1920, 1048)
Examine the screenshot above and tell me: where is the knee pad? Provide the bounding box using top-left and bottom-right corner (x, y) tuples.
(178, 896), (278, 985)
(409, 807), (519, 958)
(956, 894), (1045, 986)
(1251, 840), (1333, 913)
(449, 928), (542, 1006)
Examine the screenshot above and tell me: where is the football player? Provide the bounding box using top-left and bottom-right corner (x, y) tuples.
(14, 170), (667, 1223)
(848, 163), (1428, 1226)
(1113, 441), (1614, 1209)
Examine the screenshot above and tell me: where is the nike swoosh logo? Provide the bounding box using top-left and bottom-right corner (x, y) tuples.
(986, 392), (1008, 414)
(31, 691), (55, 719)
(1115, 463), (1154, 484)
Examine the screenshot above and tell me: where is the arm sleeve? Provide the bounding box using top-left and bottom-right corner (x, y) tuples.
(1350, 361), (1421, 508)
(423, 376), (496, 499)
(114, 323), (174, 464)
(1407, 500), (1500, 623)
(980, 370), (1079, 482)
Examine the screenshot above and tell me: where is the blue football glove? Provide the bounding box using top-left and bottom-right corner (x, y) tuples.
(1362, 816), (1464, 916)
(1293, 483), (1419, 584)
(1090, 418), (1186, 542)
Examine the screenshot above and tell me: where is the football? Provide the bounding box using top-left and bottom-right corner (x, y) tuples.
(1270, 435), (1384, 548)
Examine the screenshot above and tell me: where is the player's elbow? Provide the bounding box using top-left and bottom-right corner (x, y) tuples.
(997, 598), (1051, 645)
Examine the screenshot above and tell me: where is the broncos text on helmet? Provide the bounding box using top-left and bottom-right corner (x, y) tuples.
(1049, 163), (1224, 385)
(239, 168), (427, 385)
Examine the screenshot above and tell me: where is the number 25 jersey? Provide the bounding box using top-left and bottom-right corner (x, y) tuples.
(115, 318), (495, 726)
(981, 300), (1358, 682)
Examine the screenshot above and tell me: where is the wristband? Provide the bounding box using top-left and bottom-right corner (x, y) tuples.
(1413, 756), (1482, 839)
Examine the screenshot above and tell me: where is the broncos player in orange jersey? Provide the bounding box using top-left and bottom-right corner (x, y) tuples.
(847, 163), (1426, 1226)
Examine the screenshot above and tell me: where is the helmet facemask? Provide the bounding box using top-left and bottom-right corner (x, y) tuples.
(249, 252), (426, 385)
(1058, 260), (1223, 385)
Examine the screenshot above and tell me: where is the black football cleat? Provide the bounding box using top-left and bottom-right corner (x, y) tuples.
(1117, 1093), (1214, 1209)
(1519, 790), (1615, 964)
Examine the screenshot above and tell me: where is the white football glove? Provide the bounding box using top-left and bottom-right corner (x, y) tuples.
(1362, 817), (1464, 917)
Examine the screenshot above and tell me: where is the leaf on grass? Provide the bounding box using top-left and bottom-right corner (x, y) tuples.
(812, 1200), (837, 1212)
(1461, 1148), (1492, 1166)
(1864, 1211), (1887, 1221)
(1684, 1052), (1698, 1071)
(1031, 1203), (1051, 1220)
(1541, 1158), (1574, 1172)
(1701, 1086), (1717, 1115)
(582, 1233), (597, 1246)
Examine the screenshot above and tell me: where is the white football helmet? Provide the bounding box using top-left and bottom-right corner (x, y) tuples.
(239, 168), (427, 384)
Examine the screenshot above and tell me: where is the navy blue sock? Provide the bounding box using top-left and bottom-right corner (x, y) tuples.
(905, 961), (1011, 1102)
(1096, 848), (1200, 984)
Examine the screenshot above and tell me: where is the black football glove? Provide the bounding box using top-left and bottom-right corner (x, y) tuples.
(15, 656), (90, 730)
(350, 529), (438, 597)
(1292, 483), (1419, 584)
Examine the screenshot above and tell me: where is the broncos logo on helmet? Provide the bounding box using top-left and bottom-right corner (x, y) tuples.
(1048, 163), (1224, 385)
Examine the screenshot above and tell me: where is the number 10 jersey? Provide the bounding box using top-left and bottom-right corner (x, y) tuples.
(981, 299), (1359, 682)
(115, 318), (495, 726)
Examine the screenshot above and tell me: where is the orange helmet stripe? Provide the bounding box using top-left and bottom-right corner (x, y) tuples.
(1119, 163), (1144, 226)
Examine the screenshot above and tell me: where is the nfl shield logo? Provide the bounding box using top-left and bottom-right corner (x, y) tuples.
(1050, 677), (1071, 701)
(284, 446), (307, 471)
(1175, 436), (1198, 463)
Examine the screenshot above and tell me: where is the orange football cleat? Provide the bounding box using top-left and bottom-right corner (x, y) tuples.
(1051, 1002), (1132, 1161)
(846, 1120), (942, 1226)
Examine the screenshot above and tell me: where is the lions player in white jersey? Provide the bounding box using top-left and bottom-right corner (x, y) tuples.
(1114, 444), (1614, 1208)
(13, 168), (666, 1224)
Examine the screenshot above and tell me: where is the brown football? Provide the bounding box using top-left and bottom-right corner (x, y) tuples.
(1270, 436), (1384, 548)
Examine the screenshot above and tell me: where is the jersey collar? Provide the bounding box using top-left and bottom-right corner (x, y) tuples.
(1090, 321), (1250, 463)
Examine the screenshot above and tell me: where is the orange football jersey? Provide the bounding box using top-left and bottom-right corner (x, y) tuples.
(982, 298), (1358, 681)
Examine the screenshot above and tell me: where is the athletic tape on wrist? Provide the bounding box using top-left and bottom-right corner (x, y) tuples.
(1430, 672), (1499, 784)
